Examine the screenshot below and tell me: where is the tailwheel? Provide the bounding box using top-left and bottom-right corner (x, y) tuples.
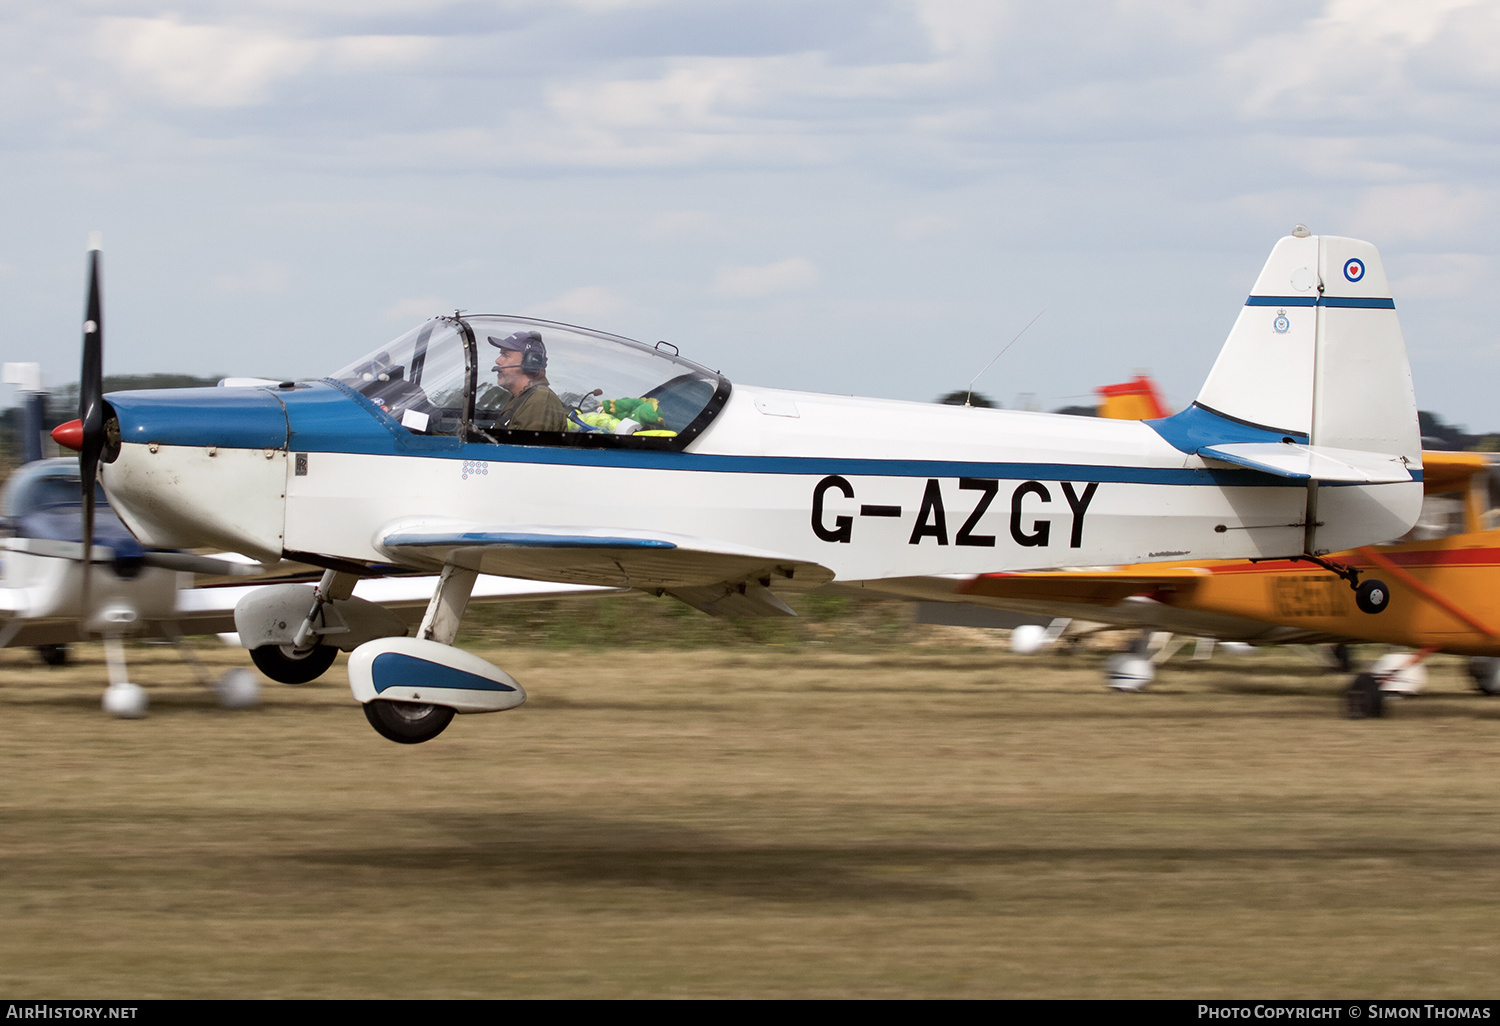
(1345, 672), (1385, 719)
(1354, 579), (1390, 615)
(249, 643), (338, 684)
(363, 700), (455, 744)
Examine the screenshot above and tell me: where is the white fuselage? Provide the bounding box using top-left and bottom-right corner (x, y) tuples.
(100, 384), (1421, 587)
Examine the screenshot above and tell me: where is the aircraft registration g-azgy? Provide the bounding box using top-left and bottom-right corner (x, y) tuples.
(57, 229), (1424, 743)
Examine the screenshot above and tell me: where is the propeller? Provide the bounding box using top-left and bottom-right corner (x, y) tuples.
(76, 234), (105, 617)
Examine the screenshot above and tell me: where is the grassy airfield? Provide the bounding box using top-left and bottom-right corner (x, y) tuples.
(0, 600), (1498, 998)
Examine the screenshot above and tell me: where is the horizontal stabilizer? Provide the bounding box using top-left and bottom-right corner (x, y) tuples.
(376, 519), (835, 590)
(1199, 443), (1414, 483)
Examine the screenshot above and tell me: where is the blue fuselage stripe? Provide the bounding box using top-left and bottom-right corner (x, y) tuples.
(339, 447), (1307, 486)
(1245, 295), (1395, 309)
(322, 445), (1397, 487)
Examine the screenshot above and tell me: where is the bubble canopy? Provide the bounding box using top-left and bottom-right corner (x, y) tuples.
(328, 315), (730, 449)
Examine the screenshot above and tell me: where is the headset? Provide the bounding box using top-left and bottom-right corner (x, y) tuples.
(519, 335), (547, 375)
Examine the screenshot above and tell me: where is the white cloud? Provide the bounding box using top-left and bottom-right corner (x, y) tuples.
(1388, 253), (1492, 300)
(101, 17), (320, 108)
(381, 296), (450, 323)
(523, 286), (634, 323)
(641, 210), (721, 242)
(1225, 0), (1495, 118)
(711, 257), (818, 299)
(910, 0), (1013, 59)
(893, 214), (956, 240)
(212, 260), (292, 295)
(97, 16), (435, 108)
(1348, 184), (1494, 244)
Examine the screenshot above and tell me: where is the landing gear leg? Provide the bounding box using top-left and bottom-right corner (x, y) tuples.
(162, 621), (260, 709)
(100, 635), (147, 718)
(417, 564), (478, 645)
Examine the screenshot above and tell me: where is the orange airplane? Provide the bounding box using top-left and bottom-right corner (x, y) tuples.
(948, 378), (1499, 718)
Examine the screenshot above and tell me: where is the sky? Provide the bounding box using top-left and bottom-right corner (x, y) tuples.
(2, 1), (1497, 427)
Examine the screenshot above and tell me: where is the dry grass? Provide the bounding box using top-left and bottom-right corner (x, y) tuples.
(0, 638), (1497, 998)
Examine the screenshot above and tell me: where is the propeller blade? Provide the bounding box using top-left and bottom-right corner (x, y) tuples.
(78, 235), (104, 621)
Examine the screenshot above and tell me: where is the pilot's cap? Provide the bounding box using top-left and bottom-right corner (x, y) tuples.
(488, 330), (546, 372)
(489, 330), (543, 353)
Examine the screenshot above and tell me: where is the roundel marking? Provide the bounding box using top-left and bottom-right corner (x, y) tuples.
(1343, 258), (1365, 283)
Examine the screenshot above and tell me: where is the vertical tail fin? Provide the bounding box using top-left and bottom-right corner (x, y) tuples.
(1149, 232), (1422, 552)
(1191, 232), (1419, 463)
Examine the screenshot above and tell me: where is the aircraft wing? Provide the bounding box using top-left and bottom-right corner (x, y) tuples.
(175, 573), (624, 629)
(374, 519), (836, 592)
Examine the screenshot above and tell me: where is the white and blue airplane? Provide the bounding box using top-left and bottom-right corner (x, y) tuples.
(55, 229), (1423, 742)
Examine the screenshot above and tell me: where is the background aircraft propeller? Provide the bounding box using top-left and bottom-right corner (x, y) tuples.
(76, 235), (106, 616)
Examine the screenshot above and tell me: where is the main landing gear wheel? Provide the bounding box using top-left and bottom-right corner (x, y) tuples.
(363, 700), (455, 744)
(1345, 672), (1385, 719)
(249, 643), (338, 684)
(1355, 579), (1390, 615)
(36, 644), (69, 666)
(1468, 657), (1500, 695)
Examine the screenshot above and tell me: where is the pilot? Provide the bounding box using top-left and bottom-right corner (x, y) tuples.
(489, 330), (567, 432)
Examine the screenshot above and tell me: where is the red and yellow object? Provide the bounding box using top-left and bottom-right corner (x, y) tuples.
(1096, 375), (1170, 420)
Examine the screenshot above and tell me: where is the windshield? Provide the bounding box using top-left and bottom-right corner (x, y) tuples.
(329, 314), (728, 448)
(329, 318), (472, 436)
